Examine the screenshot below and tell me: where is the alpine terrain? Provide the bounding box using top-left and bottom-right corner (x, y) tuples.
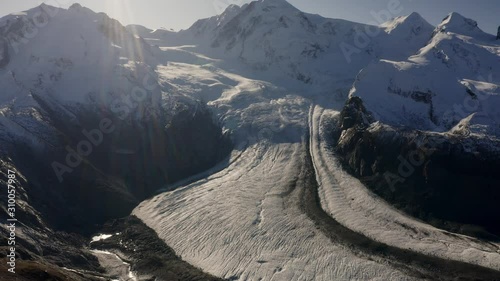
(0, 0), (499, 280)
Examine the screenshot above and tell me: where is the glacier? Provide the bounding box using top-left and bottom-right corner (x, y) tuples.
(1, 0), (500, 280)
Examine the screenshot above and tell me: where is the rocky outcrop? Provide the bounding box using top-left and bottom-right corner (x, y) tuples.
(0, 96), (232, 278)
(331, 97), (500, 239)
(9, 94), (232, 230)
(91, 216), (225, 281)
(0, 159), (105, 280)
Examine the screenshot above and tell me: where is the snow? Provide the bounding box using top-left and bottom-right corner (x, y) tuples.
(437, 12), (486, 38)
(134, 39), (415, 280)
(91, 234), (113, 243)
(0, 4), (165, 152)
(310, 105), (500, 271)
(133, 6), (500, 278)
(2, 2), (500, 280)
(0, 4), (159, 107)
(91, 249), (138, 281)
(350, 13), (500, 137)
(126, 24), (153, 37)
(381, 12), (434, 47)
(134, 143), (415, 281)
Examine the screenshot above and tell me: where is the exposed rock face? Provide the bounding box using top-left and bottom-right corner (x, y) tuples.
(0, 4), (233, 278)
(332, 97), (500, 239)
(0, 99), (232, 278)
(497, 25), (500, 39)
(91, 216), (224, 281)
(0, 159), (105, 281)
(2, 98), (232, 230)
(338, 96), (374, 131)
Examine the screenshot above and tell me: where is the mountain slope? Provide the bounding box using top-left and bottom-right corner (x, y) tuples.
(0, 4), (232, 280)
(330, 12), (500, 244)
(2, 1), (500, 281)
(131, 3), (500, 280)
(138, 0), (434, 90)
(349, 12), (500, 137)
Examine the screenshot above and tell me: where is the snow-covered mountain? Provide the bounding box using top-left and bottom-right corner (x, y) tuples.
(350, 12), (500, 138)
(0, 4), (231, 280)
(0, 2), (171, 154)
(0, 3), (161, 108)
(129, 1), (500, 280)
(134, 0), (435, 91)
(2, 1), (500, 280)
(135, 0), (500, 140)
(2, 1), (497, 147)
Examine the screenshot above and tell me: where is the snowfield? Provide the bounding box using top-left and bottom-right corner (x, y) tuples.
(133, 3), (500, 279)
(350, 12), (500, 138)
(2, 0), (500, 280)
(134, 20), (500, 280)
(134, 142), (416, 281)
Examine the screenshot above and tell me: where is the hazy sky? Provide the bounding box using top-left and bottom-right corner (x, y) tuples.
(1, 0), (499, 34)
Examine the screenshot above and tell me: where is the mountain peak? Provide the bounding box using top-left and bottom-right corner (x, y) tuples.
(382, 12), (427, 27)
(437, 12), (482, 35)
(69, 3), (83, 10)
(253, 0), (299, 12)
(382, 12), (433, 36)
(406, 11), (424, 20)
(443, 12), (474, 24)
(218, 4), (243, 23)
(223, 4), (241, 13)
(188, 0), (301, 39)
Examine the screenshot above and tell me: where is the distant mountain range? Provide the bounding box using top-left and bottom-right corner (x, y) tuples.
(1, 1), (500, 280)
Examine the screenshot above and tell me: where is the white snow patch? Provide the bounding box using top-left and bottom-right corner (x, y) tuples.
(91, 249), (138, 281)
(91, 234), (113, 243)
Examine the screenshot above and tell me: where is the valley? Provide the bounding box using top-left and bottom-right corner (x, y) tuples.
(1, 1), (500, 280)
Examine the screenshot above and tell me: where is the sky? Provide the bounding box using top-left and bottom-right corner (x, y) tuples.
(1, 0), (499, 35)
